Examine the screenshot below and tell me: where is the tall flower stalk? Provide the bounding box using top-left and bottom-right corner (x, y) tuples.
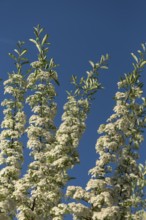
(14, 26), (109, 220)
(0, 42), (28, 220)
(49, 54), (109, 215)
(54, 45), (146, 220)
(14, 25), (58, 220)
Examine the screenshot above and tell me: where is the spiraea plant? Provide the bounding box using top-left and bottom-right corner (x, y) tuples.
(53, 45), (146, 220)
(0, 41), (28, 219)
(0, 25), (108, 220)
(0, 25), (145, 220)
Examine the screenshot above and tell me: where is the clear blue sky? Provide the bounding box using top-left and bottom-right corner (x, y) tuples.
(0, 0), (146, 217)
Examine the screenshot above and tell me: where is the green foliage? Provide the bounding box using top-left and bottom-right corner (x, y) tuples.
(71, 53), (109, 100)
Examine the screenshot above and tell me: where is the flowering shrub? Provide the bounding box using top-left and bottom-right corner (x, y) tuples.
(54, 45), (146, 220)
(0, 25), (145, 220)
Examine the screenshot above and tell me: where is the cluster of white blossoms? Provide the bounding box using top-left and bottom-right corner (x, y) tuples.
(0, 42), (27, 219)
(49, 56), (109, 218)
(53, 97), (89, 165)
(1, 25), (146, 220)
(46, 96), (91, 207)
(13, 28), (59, 220)
(14, 26), (107, 220)
(53, 50), (146, 220)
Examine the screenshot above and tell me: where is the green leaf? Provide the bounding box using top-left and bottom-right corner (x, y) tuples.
(52, 77), (60, 86)
(89, 60), (94, 68)
(140, 61), (146, 68)
(95, 63), (100, 69)
(71, 75), (77, 84)
(34, 25), (43, 36)
(42, 34), (49, 45)
(131, 53), (138, 63)
(31, 41), (41, 53)
(14, 49), (19, 55)
(21, 61), (29, 65)
(29, 38), (37, 45)
(100, 55), (104, 63)
(137, 50), (142, 54)
(141, 43), (146, 51)
(8, 53), (17, 61)
(138, 82), (144, 88)
(106, 53), (109, 59)
(66, 90), (71, 96)
(100, 66), (108, 69)
(20, 49), (27, 56)
(17, 41), (25, 48)
(49, 58), (54, 68)
(34, 28), (39, 37)
(20, 57), (28, 61)
(74, 88), (80, 95)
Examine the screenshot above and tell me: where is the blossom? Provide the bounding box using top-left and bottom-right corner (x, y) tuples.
(0, 42), (27, 218)
(61, 50), (146, 220)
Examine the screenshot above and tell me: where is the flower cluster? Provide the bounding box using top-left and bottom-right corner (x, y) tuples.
(54, 49), (146, 220)
(0, 42), (27, 219)
(13, 26), (60, 220)
(1, 25), (145, 220)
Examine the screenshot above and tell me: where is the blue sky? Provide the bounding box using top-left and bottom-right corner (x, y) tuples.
(0, 0), (146, 218)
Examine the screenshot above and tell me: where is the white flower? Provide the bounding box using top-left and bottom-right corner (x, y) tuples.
(113, 103), (128, 115)
(92, 206), (120, 220)
(115, 91), (126, 99)
(86, 179), (106, 191)
(51, 204), (67, 216)
(30, 61), (42, 68)
(68, 202), (90, 218)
